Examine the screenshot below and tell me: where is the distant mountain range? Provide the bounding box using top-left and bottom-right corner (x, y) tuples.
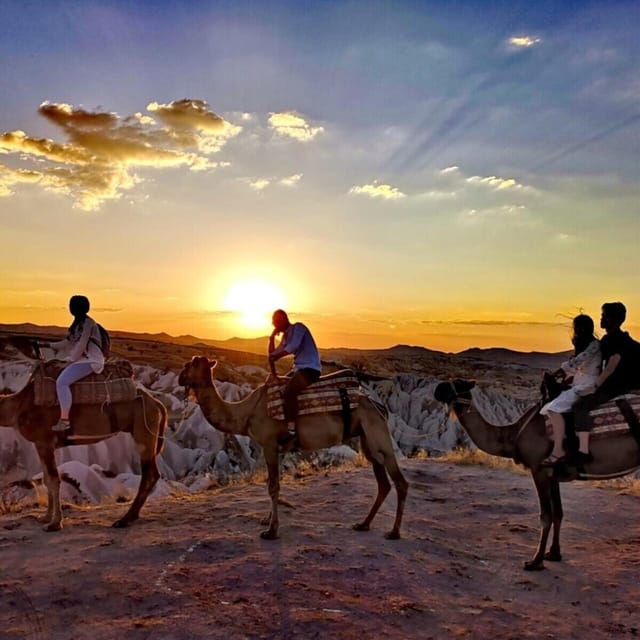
(0, 322), (568, 370)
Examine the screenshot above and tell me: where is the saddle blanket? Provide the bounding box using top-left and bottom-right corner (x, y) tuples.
(266, 372), (360, 421)
(33, 359), (137, 407)
(590, 393), (640, 439)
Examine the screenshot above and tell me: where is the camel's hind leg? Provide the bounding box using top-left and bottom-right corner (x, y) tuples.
(353, 435), (408, 539)
(36, 444), (63, 532)
(112, 397), (162, 528)
(113, 458), (159, 528)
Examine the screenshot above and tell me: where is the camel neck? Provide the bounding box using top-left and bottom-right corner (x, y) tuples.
(455, 402), (520, 459)
(0, 386), (26, 427)
(192, 383), (255, 436)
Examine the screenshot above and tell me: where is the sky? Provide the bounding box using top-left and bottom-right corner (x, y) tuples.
(1, 0), (639, 353)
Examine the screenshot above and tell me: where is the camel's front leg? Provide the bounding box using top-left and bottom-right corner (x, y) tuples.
(260, 448), (280, 540)
(524, 470), (553, 571)
(37, 445), (63, 532)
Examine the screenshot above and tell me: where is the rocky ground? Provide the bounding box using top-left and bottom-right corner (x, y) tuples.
(3, 326), (638, 639)
(1, 457), (639, 640)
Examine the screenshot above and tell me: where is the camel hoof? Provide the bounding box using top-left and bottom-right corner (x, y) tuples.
(544, 550), (562, 562)
(523, 559), (545, 571)
(43, 521), (62, 532)
(260, 529), (279, 540)
(112, 518), (131, 529)
(352, 522), (370, 532)
(384, 530), (400, 540)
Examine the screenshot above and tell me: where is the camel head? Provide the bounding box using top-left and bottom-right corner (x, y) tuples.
(178, 356), (217, 394)
(0, 336), (40, 361)
(433, 379), (476, 405)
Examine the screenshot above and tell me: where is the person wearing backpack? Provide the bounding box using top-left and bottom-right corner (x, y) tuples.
(41, 295), (105, 431)
(573, 302), (640, 461)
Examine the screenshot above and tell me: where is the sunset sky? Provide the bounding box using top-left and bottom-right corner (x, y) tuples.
(1, 0), (639, 353)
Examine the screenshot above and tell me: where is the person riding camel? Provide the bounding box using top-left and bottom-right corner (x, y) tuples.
(573, 302), (640, 457)
(267, 309), (321, 444)
(40, 295), (105, 431)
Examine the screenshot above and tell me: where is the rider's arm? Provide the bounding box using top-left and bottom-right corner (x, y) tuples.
(596, 354), (621, 389)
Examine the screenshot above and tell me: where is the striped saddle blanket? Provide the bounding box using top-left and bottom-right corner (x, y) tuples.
(33, 359), (137, 407)
(589, 393), (640, 439)
(266, 371), (361, 421)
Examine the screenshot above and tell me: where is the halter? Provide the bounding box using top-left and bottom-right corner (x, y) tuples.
(447, 381), (473, 406)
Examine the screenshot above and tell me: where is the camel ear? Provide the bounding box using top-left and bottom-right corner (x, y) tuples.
(208, 359), (217, 369)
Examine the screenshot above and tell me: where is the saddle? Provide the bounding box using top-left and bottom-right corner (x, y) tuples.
(266, 369), (360, 421)
(33, 359), (137, 407)
(588, 393), (640, 441)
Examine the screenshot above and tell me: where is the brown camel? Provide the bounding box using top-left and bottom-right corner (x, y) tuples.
(0, 340), (167, 531)
(178, 356), (408, 540)
(434, 379), (640, 570)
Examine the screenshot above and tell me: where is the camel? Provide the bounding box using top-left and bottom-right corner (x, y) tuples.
(178, 356), (408, 540)
(434, 379), (640, 570)
(0, 339), (167, 531)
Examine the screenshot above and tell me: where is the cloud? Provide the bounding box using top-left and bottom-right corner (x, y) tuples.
(279, 173), (302, 187)
(0, 99), (241, 211)
(422, 319), (554, 327)
(508, 35), (541, 49)
(349, 182), (406, 200)
(465, 174), (523, 191)
(249, 178), (271, 191)
(268, 111), (324, 142)
(439, 166), (460, 175)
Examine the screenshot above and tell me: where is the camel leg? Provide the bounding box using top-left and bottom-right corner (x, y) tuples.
(383, 455), (408, 540)
(37, 445), (63, 532)
(524, 470), (553, 571)
(112, 457), (159, 528)
(260, 448), (280, 540)
(544, 478), (563, 562)
(353, 460), (390, 533)
(353, 437), (391, 533)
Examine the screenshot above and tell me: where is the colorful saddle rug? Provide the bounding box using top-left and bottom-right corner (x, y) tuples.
(33, 359), (137, 407)
(266, 371), (361, 421)
(589, 393), (640, 439)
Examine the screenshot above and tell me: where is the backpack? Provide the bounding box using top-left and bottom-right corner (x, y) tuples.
(90, 323), (111, 358)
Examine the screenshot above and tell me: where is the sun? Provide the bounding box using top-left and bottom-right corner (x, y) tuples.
(222, 279), (287, 331)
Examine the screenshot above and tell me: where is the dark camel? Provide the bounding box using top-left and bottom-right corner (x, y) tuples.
(178, 356), (408, 539)
(0, 338), (166, 531)
(434, 379), (640, 570)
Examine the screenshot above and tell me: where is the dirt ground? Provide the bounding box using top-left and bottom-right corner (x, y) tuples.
(1, 458), (639, 640)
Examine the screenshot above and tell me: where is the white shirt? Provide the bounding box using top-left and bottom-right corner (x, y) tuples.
(51, 316), (105, 374)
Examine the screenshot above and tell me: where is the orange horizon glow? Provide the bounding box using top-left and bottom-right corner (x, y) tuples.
(3, 300), (637, 355)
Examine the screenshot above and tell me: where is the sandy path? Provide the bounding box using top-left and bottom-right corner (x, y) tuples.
(1, 459), (639, 639)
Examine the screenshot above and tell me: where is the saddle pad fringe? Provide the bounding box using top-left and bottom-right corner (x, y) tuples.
(266, 375), (360, 421)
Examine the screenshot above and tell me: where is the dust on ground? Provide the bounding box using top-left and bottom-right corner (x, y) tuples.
(1, 458), (639, 640)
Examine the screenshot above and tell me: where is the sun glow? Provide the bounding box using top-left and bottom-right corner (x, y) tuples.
(222, 279), (287, 330)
